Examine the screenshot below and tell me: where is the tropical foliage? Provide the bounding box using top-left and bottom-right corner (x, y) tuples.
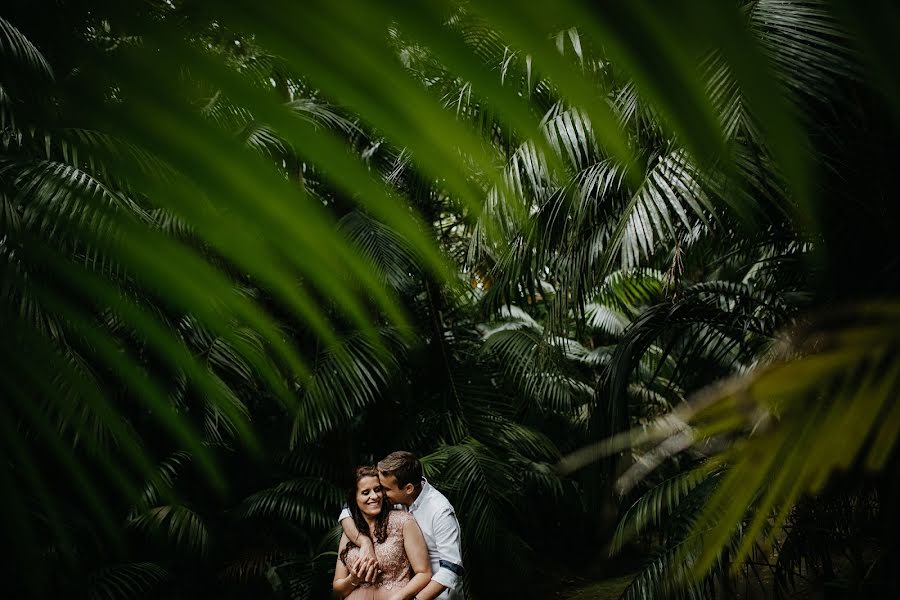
(2, 0), (900, 598)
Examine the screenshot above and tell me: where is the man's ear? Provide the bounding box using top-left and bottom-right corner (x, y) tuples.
(404, 483), (415, 495)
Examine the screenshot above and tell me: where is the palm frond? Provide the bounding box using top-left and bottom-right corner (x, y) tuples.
(339, 211), (421, 292)
(610, 465), (718, 555)
(482, 320), (593, 413)
(87, 562), (168, 600)
(603, 149), (712, 271)
(567, 303), (900, 583)
(749, 0), (856, 98)
(619, 539), (710, 600)
(238, 477), (343, 530)
(682, 303), (900, 575)
(221, 548), (298, 585)
(292, 329), (404, 446)
(129, 505), (210, 558)
(0, 15), (52, 79)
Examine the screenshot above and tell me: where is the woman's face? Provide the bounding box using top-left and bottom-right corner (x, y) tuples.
(355, 475), (384, 517)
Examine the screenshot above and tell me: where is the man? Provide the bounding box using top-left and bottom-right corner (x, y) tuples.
(339, 451), (464, 600)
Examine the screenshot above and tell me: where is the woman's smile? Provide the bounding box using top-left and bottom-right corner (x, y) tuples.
(355, 475), (384, 517)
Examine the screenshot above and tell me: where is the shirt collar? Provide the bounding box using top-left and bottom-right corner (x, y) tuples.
(409, 477), (430, 512)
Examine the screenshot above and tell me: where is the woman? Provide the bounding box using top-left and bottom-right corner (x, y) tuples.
(333, 466), (431, 600)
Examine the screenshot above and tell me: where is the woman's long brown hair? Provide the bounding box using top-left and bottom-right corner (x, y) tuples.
(339, 466), (391, 565)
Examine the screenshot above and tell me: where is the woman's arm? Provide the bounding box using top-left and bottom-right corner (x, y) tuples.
(389, 518), (432, 600)
(332, 534), (364, 597)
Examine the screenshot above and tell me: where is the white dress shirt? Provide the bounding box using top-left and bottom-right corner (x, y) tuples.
(338, 479), (463, 599)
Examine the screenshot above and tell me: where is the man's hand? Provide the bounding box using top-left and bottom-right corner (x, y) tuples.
(355, 535), (379, 582)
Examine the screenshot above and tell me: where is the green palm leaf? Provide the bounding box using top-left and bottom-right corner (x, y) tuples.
(239, 477), (343, 530)
(0, 15), (52, 79)
(610, 465), (719, 556)
(129, 505), (210, 558)
(87, 562), (169, 600)
(292, 329), (404, 446)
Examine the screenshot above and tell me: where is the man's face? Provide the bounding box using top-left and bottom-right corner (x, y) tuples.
(378, 472), (410, 506)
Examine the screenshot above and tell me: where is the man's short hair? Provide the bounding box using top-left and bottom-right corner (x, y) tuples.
(378, 451), (422, 489)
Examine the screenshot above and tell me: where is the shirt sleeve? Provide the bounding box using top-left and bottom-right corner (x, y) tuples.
(338, 505), (351, 523)
(430, 507), (464, 589)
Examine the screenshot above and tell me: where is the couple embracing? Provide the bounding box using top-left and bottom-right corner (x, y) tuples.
(332, 451), (464, 600)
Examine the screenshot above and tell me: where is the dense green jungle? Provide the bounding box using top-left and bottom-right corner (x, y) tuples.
(2, 1), (900, 598)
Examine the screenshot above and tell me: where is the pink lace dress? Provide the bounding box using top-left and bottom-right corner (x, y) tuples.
(342, 510), (415, 600)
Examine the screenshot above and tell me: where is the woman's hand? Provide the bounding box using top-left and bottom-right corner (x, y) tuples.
(348, 555), (377, 586)
(355, 535), (379, 582)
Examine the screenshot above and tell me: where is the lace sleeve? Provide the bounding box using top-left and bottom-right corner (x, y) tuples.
(388, 509), (413, 534)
